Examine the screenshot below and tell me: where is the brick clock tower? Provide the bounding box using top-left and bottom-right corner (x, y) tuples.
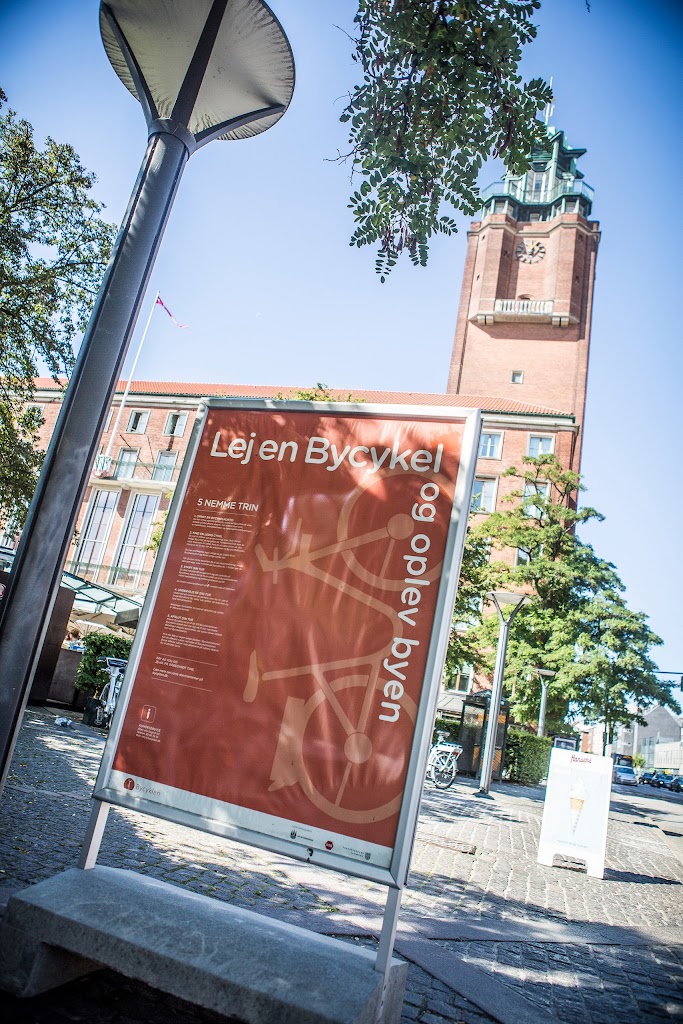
(447, 128), (600, 471)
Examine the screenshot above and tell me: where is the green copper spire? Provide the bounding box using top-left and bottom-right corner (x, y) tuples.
(479, 127), (594, 220)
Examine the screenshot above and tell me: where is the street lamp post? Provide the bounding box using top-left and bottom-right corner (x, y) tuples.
(535, 668), (556, 737)
(0, 0), (294, 793)
(478, 591), (529, 795)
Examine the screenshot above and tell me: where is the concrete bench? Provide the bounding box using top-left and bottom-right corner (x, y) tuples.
(0, 866), (406, 1024)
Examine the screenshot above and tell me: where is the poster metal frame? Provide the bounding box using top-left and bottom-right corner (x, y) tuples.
(90, 398), (481, 888)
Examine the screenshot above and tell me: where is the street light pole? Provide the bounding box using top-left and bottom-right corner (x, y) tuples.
(478, 591), (529, 795)
(0, 0), (294, 794)
(536, 668), (556, 737)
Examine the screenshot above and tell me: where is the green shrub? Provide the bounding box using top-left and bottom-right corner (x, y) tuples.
(432, 715), (459, 744)
(75, 632), (132, 695)
(503, 731), (552, 785)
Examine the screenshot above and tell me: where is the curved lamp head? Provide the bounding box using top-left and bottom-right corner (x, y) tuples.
(100, 0), (295, 152)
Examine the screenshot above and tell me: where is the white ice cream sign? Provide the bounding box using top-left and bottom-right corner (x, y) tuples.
(538, 749), (612, 879)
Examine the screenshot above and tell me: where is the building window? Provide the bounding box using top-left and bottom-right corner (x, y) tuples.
(111, 493), (159, 587)
(75, 490), (119, 576)
(104, 409), (114, 431)
(164, 412), (188, 437)
(511, 370), (524, 384)
(152, 450), (178, 482)
(116, 448), (139, 480)
(449, 665), (474, 694)
(479, 432), (502, 459)
(126, 410), (149, 434)
(471, 478), (496, 514)
(0, 530), (17, 550)
(516, 544), (543, 565)
(528, 435), (554, 458)
(523, 480), (550, 518)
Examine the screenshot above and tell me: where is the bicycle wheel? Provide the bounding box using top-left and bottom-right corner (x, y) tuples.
(430, 752), (456, 789)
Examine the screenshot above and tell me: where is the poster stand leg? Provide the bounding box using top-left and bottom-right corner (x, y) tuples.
(78, 799), (110, 869)
(373, 885), (402, 1021)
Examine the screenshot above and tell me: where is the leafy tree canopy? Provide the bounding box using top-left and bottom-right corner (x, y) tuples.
(0, 88), (115, 531)
(449, 456), (675, 734)
(341, 0), (552, 278)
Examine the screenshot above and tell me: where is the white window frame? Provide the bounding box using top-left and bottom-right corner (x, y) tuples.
(126, 409), (150, 434)
(104, 409), (114, 431)
(116, 448), (140, 480)
(511, 370), (524, 384)
(478, 431), (503, 460)
(527, 434), (554, 458)
(163, 411), (188, 437)
(152, 450), (178, 483)
(0, 529), (17, 550)
(74, 488), (120, 574)
(471, 477), (497, 514)
(523, 480), (551, 519)
(110, 492), (160, 587)
(450, 665), (474, 694)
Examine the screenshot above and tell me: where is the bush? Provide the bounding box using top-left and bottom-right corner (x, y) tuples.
(503, 731), (552, 785)
(432, 715), (459, 745)
(75, 632), (132, 695)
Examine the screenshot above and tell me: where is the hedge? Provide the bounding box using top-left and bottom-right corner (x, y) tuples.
(503, 731), (553, 785)
(432, 715), (459, 744)
(74, 632), (132, 695)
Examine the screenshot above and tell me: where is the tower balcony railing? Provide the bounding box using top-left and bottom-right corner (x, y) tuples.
(472, 298), (575, 327)
(479, 177), (594, 208)
(494, 299), (554, 316)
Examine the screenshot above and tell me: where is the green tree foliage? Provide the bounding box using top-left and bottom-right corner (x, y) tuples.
(341, 1), (552, 278)
(278, 383), (364, 403)
(74, 631), (132, 696)
(452, 456), (674, 735)
(0, 88), (116, 530)
(562, 596), (677, 753)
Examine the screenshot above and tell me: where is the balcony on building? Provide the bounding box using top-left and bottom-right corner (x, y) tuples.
(471, 298), (576, 327)
(91, 452), (181, 491)
(478, 176), (594, 221)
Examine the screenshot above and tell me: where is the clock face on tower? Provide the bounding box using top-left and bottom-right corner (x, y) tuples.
(515, 240), (546, 263)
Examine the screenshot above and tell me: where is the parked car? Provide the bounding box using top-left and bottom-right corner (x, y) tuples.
(670, 776), (683, 793)
(653, 772), (675, 789)
(613, 765), (638, 787)
(639, 770), (657, 785)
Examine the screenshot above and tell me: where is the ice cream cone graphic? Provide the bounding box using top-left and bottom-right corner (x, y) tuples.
(569, 779), (587, 833)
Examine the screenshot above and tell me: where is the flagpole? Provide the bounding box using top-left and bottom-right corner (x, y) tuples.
(103, 291), (159, 461)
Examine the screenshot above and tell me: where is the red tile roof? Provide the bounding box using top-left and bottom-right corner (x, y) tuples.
(33, 378), (573, 419)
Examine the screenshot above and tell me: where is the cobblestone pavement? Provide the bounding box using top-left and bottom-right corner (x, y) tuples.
(1, 708), (682, 1024)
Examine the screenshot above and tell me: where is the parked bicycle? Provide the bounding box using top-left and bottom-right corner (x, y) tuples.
(427, 731), (463, 789)
(95, 657), (128, 730)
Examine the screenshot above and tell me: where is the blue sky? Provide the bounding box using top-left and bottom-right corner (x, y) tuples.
(2, 0), (682, 690)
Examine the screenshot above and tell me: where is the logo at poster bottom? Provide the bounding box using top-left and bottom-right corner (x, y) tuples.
(123, 778), (135, 791)
(325, 840), (334, 851)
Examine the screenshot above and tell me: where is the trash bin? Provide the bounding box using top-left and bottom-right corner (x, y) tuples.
(82, 696), (100, 727)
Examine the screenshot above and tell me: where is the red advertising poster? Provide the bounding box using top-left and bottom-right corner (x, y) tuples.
(97, 403), (477, 878)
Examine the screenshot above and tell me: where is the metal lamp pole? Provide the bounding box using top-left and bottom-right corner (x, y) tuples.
(0, 0), (294, 793)
(478, 591), (529, 795)
(536, 668), (556, 738)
